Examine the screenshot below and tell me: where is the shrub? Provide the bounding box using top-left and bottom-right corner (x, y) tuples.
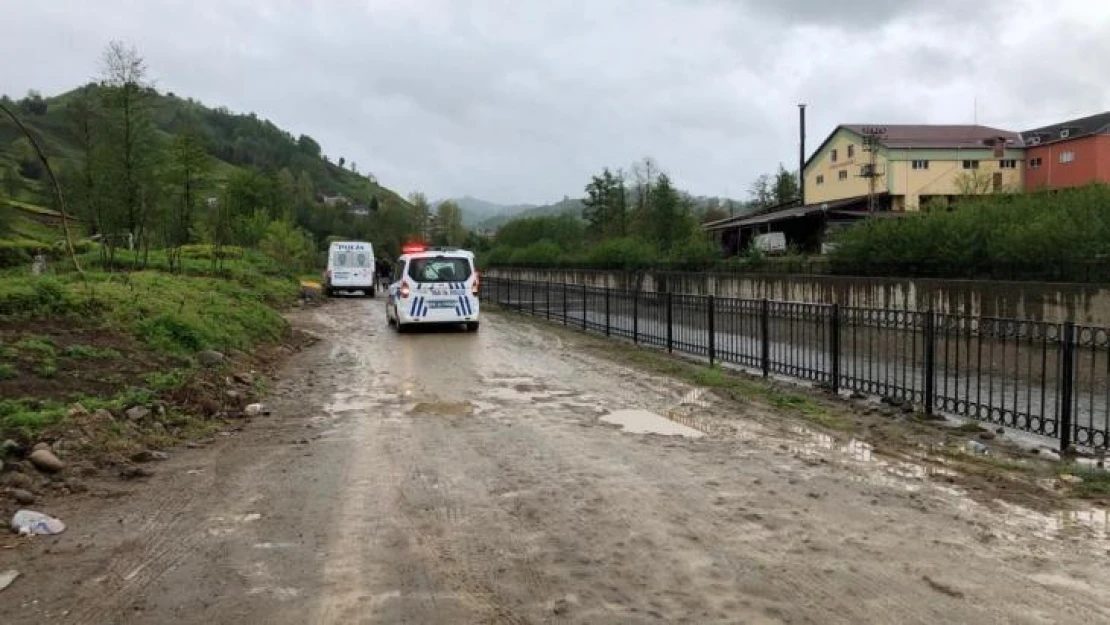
(0, 239), (49, 269)
(0, 364), (16, 380)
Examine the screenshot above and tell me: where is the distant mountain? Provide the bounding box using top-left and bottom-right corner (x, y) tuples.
(477, 197), (584, 231)
(432, 196), (537, 228)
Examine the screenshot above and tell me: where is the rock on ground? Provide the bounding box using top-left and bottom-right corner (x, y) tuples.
(29, 449), (65, 473)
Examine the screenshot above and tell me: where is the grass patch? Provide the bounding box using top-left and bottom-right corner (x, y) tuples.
(62, 343), (122, 360)
(145, 368), (191, 392)
(1061, 465), (1110, 498)
(0, 363), (16, 380)
(34, 361), (58, 378)
(0, 399), (67, 437)
(15, 335), (57, 358)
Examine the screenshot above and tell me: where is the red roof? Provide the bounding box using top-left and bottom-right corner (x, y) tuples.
(841, 124), (1023, 149)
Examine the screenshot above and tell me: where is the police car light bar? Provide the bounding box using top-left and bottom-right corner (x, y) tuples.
(401, 243), (427, 254)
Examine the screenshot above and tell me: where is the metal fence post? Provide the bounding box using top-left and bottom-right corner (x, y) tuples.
(546, 280), (552, 320)
(666, 291), (674, 353)
(707, 295), (716, 366)
(562, 281), (568, 325)
(924, 309), (936, 415)
(633, 289), (640, 345)
(761, 298), (770, 377)
(829, 303), (841, 394)
(530, 280), (535, 316)
(1060, 321), (1076, 453)
(581, 284), (588, 331)
(604, 287), (611, 336)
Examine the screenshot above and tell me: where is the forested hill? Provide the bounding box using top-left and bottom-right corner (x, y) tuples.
(1, 82), (414, 254)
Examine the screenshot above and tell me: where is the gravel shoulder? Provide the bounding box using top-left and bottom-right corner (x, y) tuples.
(3, 299), (1110, 624)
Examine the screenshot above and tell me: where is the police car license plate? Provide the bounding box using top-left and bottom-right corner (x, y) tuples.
(429, 300), (456, 309)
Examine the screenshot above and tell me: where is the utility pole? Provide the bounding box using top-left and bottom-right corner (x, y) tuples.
(798, 104), (807, 206)
(860, 126), (887, 213)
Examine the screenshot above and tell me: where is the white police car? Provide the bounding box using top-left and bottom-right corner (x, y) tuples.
(386, 245), (480, 332)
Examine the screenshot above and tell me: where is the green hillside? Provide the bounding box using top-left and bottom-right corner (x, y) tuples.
(1, 84), (414, 256)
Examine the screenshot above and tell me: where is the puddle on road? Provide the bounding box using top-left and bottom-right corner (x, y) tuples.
(601, 409), (705, 438)
(788, 425), (958, 487)
(972, 500), (1110, 546)
(409, 401), (475, 416)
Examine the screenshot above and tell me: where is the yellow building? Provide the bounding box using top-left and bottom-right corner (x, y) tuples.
(803, 125), (1025, 211)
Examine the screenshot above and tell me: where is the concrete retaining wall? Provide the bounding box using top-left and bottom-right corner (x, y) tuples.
(485, 268), (1110, 326)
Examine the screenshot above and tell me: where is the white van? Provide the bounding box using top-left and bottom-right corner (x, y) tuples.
(324, 241), (376, 297)
(386, 245), (480, 332)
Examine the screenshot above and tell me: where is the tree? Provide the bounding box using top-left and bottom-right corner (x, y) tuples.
(646, 173), (693, 252)
(408, 191), (431, 241)
(953, 170), (995, 196)
(68, 85), (102, 232)
(261, 219), (315, 270)
(748, 174), (774, 208)
(582, 167), (627, 239)
(98, 40), (160, 262)
(18, 90), (47, 116)
(297, 134), (321, 157)
(338, 156), (345, 168)
(772, 163), (800, 205)
(164, 126), (211, 270)
(434, 200), (467, 246)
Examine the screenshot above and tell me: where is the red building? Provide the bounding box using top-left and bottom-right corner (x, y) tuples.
(1022, 112), (1110, 191)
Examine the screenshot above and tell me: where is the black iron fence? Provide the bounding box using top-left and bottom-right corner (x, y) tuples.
(486, 277), (1110, 452)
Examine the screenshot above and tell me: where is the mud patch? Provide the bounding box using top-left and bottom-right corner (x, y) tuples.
(409, 401), (475, 416)
(600, 409), (705, 438)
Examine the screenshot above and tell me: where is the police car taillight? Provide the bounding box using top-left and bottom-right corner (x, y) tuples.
(400, 281), (411, 298)
(472, 271), (480, 295)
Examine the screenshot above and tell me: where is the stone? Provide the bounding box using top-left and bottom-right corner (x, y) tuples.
(2, 472), (34, 491)
(1060, 474), (1084, 484)
(29, 449), (65, 473)
(1, 439), (19, 458)
(11, 489), (35, 505)
(244, 403), (264, 417)
(225, 390), (242, 402)
(900, 403), (915, 414)
(978, 431), (997, 441)
(233, 372), (254, 385)
(119, 465), (154, 480)
(91, 409), (115, 423)
(32, 442), (52, 453)
(197, 350), (226, 367)
(131, 450), (170, 463)
(67, 403), (88, 418)
(125, 406), (151, 422)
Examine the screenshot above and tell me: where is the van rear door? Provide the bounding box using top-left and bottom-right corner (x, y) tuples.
(405, 256), (476, 319)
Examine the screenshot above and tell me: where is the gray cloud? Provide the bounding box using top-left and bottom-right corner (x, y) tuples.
(1, 0), (1108, 204)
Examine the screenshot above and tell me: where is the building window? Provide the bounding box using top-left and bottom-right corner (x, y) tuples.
(838, 170), (848, 181)
(1029, 157), (1042, 169)
(999, 159), (1017, 169)
(911, 160), (929, 170)
(1060, 151), (1075, 164)
(830, 148), (838, 162)
(816, 174), (825, 186)
(962, 160), (979, 170)
(847, 145), (855, 158)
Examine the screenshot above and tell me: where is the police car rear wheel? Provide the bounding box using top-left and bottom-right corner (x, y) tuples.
(466, 322), (480, 332)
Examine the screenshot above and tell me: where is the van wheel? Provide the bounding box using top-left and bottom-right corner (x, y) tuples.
(366, 288), (376, 298)
(325, 288), (334, 298)
(396, 323), (410, 334)
(466, 322), (480, 332)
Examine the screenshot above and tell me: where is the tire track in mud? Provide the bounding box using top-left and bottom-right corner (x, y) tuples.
(65, 458), (220, 624)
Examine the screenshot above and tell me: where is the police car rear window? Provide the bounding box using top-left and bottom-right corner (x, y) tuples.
(407, 257), (472, 283)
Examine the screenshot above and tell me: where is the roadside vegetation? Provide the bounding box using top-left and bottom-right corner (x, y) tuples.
(828, 184), (1110, 280)
(480, 157), (796, 269)
(0, 42), (420, 463)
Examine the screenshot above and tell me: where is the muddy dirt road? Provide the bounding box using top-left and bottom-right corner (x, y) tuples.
(5, 299), (1110, 624)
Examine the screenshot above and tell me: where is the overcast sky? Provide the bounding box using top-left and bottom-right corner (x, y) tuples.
(2, 0), (1108, 205)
